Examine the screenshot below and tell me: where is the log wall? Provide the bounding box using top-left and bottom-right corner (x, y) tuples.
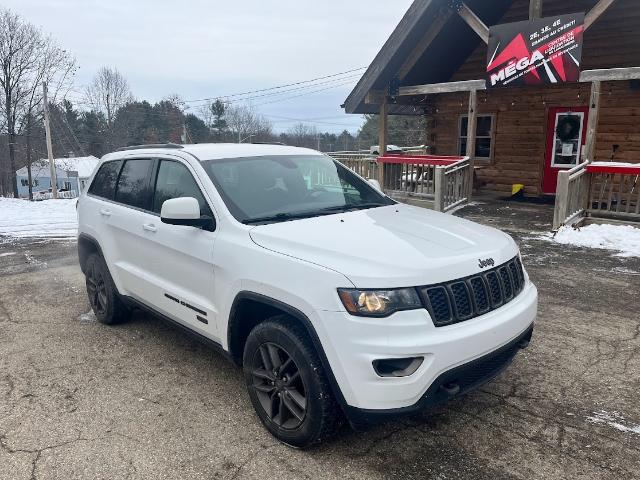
(427, 0), (640, 194)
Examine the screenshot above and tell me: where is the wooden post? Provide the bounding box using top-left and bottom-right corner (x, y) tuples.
(584, 80), (601, 162)
(465, 89), (477, 199)
(42, 82), (58, 199)
(456, 2), (490, 44)
(434, 167), (444, 212)
(585, 0), (618, 30)
(529, 0), (543, 20)
(378, 96), (388, 188)
(553, 171), (571, 230)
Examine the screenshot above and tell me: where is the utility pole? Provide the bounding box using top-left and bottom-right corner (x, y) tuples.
(182, 124), (188, 144)
(42, 82), (58, 199)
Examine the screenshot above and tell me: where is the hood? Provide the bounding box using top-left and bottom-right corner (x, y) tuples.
(249, 204), (519, 288)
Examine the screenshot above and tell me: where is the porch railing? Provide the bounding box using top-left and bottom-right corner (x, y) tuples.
(377, 154), (471, 213)
(435, 157), (473, 212)
(328, 149), (472, 213)
(552, 161), (591, 230)
(553, 161), (640, 229)
(328, 152), (379, 181)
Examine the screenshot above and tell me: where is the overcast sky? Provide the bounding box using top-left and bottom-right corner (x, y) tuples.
(5, 0), (413, 134)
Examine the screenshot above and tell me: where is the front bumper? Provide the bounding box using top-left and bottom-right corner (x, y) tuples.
(315, 282), (537, 414)
(345, 323), (533, 428)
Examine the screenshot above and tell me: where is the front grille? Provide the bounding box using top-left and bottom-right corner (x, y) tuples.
(420, 256), (526, 327)
(425, 286), (452, 324)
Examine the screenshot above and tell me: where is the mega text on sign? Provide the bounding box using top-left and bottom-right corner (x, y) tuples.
(486, 13), (585, 89)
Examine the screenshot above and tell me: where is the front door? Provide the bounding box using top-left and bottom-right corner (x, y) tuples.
(542, 106), (589, 194)
(137, 158), (219, 339)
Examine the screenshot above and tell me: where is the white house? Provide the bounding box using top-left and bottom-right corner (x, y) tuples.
(16, 156), (99, 199)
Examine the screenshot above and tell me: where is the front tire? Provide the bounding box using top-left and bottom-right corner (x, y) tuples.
(84, 253), (130, 325)
(243, 316), (342, 448)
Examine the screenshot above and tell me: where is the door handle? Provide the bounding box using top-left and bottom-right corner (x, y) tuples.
(143, 223), (157, 233)
(99, 208), (112, 217)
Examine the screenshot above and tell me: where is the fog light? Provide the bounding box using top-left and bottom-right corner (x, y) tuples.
(372, 357), (424, 377)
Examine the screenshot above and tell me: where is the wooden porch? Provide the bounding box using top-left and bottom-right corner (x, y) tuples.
(329, 151), (474, 213)
(553, 161), (640, 229)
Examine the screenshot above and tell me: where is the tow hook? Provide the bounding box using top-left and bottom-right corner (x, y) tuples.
(440, 382), (461, 397)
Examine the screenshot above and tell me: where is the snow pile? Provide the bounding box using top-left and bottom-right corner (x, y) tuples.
(0, 197), (77, 239)
(544, 223), (640, 257)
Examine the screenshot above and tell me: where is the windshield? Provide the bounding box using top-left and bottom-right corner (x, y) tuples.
(201, 155), (394, 224)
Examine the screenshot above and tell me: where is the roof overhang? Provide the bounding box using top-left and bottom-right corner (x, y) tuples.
(343, 0), (514, 115)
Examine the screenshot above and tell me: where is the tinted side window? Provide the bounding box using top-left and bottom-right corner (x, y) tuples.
(88, 161), (122, 200)
(153, 160), (212, 216)
(114, 159), (153, 209)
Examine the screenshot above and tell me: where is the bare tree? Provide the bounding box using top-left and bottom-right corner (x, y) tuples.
(84, 66), (132, 128)
(225, 104), (272, 143)
(0, 8), (76, 197)
(288, 123), (319, 149)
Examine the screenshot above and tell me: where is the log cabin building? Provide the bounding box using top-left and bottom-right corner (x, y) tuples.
(343, 0), (640, 196)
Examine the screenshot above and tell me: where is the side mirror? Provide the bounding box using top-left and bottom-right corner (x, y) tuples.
(161, 197), (215, 231)
(367, 179), (382, 191)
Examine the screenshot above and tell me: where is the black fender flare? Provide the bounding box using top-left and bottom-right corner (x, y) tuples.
(77, 233), (106, 274)
(227, 291), (350, 414)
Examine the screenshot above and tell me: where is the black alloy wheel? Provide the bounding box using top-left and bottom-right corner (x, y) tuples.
(251, 342), (307, 429)
(84, 254), (130, 325)
(243, 316), (342, 448)
(86, 261), (108, 315)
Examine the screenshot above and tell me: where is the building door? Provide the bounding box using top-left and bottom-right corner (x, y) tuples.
(542, 107), (589, 194)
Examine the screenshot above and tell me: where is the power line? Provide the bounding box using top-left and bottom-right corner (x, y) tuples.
(63, 78), (357, 120)
(263, 113), (358, 128)
(56, 107), (88, 156)
(251, 80), (357, 107)
(49, 114), (78, 158)
(183, 67), (366, 104)
(186, 74), (363, 106)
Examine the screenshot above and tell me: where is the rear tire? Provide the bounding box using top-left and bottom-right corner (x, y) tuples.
(243, 315), (342, 448)
(84, 253), (130, 325)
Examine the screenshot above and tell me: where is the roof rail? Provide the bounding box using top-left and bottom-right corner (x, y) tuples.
(251, 141), (286, 146)
(116, 143), (184, 152)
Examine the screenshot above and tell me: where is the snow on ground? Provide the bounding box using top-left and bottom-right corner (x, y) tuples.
(449, 201), (484, 215)
(538, 223), (640, 258)
(587, 410), (640, 436)
(0, 197), (77, 239)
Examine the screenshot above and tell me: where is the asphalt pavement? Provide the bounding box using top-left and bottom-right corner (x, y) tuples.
(1, 198), (639, 479)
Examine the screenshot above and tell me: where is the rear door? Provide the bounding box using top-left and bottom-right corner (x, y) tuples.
(135, 157), (218, 338)
(106, 157), (156, 298)
(83, 159), (123, 281)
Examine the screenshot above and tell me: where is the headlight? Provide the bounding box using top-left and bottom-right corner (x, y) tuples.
(337, 288), (422, 317)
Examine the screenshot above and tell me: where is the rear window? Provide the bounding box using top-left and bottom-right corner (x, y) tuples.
(87, 161), (122, 200)
(114, 159), (153, 210)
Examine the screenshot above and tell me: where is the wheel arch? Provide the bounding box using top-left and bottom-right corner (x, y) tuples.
(227, 291), (349, 411)
(77, 233), (105, 274)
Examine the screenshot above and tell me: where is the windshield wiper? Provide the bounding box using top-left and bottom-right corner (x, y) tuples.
(242, 212), (320, 225)
(242, 203), (388, 225)
(317, 202), (387, 213)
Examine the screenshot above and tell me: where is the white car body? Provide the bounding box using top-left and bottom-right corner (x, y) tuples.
(77, 143), (537, 425)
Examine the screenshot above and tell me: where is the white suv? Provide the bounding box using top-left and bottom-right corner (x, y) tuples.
(77, 143), (537, 447)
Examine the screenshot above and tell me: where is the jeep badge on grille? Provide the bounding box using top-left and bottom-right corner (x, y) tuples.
(478, 258), (495, 269)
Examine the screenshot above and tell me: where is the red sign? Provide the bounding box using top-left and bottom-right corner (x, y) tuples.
(487, 13), (585, 88)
